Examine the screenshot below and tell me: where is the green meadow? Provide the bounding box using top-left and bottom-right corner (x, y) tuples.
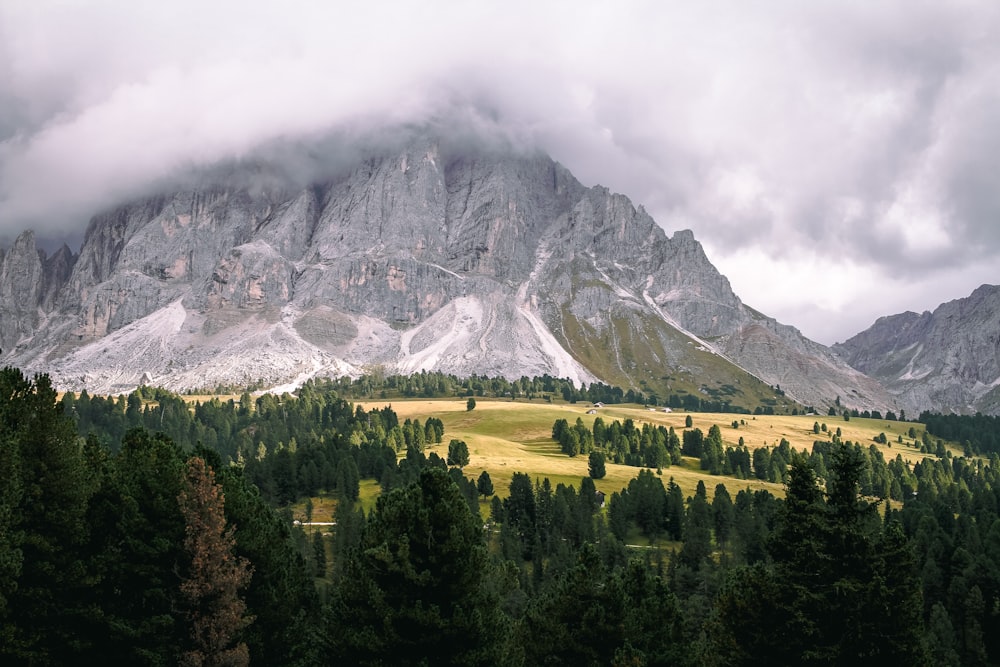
(349, 398), (942, 503)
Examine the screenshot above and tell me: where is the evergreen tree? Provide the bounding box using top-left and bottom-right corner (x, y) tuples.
(0, 368), (98, 663)
(712, 483), (736, 548)
(628, 469), (666, 539)
(505, 472), (537, 558)
(927, 602), (961, 667)
(85, 428), (188, 665)
(326, 467), (506, 665)
(735, 445), (931, 666)
(519, 544), (626, 665)
(477, 470), (494, 498)
(447, 439), (471, 467)
(712, 562), (786, 666)
(217, 466), (321, 666)
(679, 481), (713, 569)
(588, 450), (607, 479)
(337, 454), (361, 502)
(312, 531), (327, 578)
(177, 457), (252, 667)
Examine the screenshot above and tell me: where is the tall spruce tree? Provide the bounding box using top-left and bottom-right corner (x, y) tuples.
(177, 457), (252, 667)
(0, 368), (97, 663)
(86, 428), (188, 665)
(326, 467), (506, 665)
(217, 466), (321, 666)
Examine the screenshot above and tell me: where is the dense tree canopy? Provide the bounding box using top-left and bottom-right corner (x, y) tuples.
(6, 366), (1000, 665)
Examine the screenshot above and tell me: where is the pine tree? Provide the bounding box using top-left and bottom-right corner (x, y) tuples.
(927, 602), (960, 666)
(84, 428), (188, 664)
(477, 470), (495, 498)
(327, 467), (505, 665)
(177, 457), (253, 667)
(588, 450), (607, 479)
(679, 480), (713, 569)
(712, 484), (736, 548)
(505, 472), (537, 557)
(447, 439), (470, 467)
(216, 465), (321, 664)
(759, 444), (929, 665)
(312, 531), (327, 578)
(0, 368), (97, 663)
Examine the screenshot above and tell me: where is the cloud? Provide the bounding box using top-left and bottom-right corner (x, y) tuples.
(0, 0), (997, 343)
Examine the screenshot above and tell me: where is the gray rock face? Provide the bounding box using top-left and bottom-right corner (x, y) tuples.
(833, 285), (1000, 414)
(0, 137), (899, 411)
(0, 231), (77, 354)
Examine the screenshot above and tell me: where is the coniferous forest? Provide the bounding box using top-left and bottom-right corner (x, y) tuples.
(4, 366), (1000, 665)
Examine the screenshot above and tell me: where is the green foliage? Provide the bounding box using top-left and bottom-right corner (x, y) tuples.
(588, 450), (606, 479)
(447, 439), (470, 467)
(9, 369), (1000, 665)
(0, 368), (97, 663)
(616, 469), (668, 539)
(477, 470), (494, 498)
(716, 444), (930, 664)
(313, 531), (327, 577)
(326, 468), (507, 665)
(217, 466), (321, 666)
(552, 416), (679, 467)
(518, 535), (685, 665)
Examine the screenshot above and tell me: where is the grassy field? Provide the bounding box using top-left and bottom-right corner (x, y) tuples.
(350, 398), (942, 501)
(277, 396), (960, 540)
(171, 393), (948, 515)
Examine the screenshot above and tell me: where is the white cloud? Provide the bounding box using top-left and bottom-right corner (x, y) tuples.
(0, 0), (997, 343)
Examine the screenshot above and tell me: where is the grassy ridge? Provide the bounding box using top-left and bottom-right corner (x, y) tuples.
(556, 303), (795, 412)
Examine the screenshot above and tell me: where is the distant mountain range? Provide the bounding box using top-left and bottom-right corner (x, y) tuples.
(0, 135), (992, 414)
(833, 284), (1000, 416)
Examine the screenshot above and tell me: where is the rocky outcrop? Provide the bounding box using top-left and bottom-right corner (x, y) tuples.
(0, 231), (77, 353)
(833, 285), (1000, 414)
(0, 136), (899, 411)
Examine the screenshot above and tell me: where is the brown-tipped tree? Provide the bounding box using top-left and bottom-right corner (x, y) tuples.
(177, 457), (253, 667)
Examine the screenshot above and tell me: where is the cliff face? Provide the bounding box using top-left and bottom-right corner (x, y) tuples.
(0, 137), (898, 412)
(0, 231), (76, 353)
(834, 285), (1000, 414)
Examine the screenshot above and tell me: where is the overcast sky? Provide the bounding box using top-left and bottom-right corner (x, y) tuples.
(1, 1), (997, 345)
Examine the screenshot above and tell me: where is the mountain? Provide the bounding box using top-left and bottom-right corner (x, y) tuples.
(833, 284), (1000, 415)
(0, 136), (896, 412)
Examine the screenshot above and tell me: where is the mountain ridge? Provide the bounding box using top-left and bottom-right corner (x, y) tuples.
(0, 137), (898, 412)
(833, 284), (1000, 415)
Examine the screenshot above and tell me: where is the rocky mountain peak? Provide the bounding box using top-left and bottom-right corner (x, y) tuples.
(0, 137), (901, 412)
(834, 284), (1000, 414)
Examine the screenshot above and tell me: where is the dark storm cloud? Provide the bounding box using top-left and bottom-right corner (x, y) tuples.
(0, 0), (996, 344)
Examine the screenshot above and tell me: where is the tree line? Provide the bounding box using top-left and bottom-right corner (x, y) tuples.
(7, 364), (1000, 664)
(0, 368), (320, 665)
(921, 410), (1000, 455)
